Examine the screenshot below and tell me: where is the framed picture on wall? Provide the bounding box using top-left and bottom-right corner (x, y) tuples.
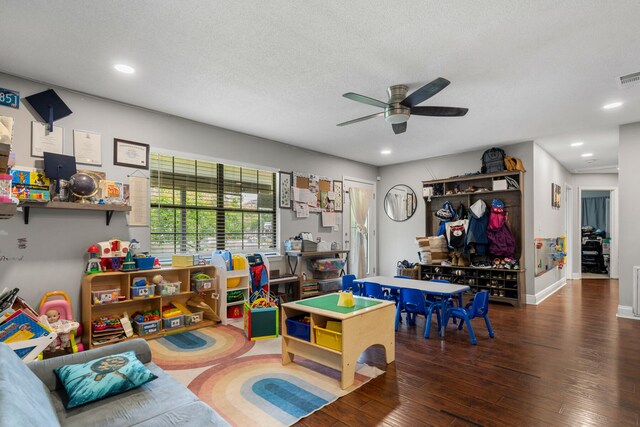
(551, 183), (561, 209)
(114, 138), (150, 169)
(279, 171), (292, 209)
(333, 180), (343, 212)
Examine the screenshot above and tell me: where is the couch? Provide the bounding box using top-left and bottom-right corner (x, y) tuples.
(0, 339), (229, 427)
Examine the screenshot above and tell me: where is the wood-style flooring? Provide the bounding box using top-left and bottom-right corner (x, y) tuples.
(298, 279), (640, 427)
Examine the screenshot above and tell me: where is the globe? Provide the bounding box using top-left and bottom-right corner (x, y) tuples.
(69, 173), (98, 203)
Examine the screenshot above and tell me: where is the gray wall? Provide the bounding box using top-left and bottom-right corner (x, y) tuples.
(531, 144), (572, 295)
(377, 141), (536, 295)
(0, 73), (377, 318)
(618, 122), (640, 309)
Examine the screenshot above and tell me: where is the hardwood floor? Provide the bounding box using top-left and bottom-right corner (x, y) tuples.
(298, 279), (640, 427)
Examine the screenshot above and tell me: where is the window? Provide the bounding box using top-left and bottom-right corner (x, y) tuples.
(150, 153), (276, 259)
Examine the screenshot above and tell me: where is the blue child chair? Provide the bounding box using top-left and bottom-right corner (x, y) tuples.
(449, 290), (494, 345)
(341, 274), (360, 296)
(395, 288), (441, 338)
(363, 282), (391, 300)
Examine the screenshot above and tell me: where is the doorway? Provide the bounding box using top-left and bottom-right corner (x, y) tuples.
(342, 177), (377, 278)
(579, 188), (617, 279)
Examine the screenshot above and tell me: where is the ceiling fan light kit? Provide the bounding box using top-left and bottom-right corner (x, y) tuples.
(338, 77), (468, 134)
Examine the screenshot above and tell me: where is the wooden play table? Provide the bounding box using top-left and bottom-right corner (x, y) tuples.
(281, 294), (395, 389)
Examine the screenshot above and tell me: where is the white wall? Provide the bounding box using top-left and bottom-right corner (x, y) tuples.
(531, 144), (572, 298)
(0, 73), (377, 318)
(377, 141), (535, 294)
(571, 173), (618, 278)
(618, 122), (640, 314)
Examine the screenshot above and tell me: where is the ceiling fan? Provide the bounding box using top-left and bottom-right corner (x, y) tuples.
(337, 77), (468, 134)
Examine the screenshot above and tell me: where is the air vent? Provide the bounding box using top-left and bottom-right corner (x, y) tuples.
(618, 72), (640, 88)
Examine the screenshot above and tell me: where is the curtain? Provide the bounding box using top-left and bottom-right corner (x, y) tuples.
(582, 196), (608, 234)
(349, 187), (372, 278)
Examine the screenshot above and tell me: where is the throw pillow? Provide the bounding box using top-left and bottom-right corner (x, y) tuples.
(54, 350), (157, 408)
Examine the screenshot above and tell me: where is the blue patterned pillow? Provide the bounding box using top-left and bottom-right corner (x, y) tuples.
(54, 350), (158, 408)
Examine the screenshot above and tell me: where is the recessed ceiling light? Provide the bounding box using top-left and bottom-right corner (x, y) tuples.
(380, 149), (391, 155)
(570, 142), (584, 147)
(581, 153), (594, 157)
(114, 64), (135, 74)
(602, 101), (622, 110)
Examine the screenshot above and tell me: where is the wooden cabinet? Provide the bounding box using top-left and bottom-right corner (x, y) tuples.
(422, 171), (525, 306)
(81, 265), (218, 349)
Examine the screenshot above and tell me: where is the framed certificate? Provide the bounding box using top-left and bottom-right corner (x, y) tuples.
(73, 130), (102, 166)
(113, 138), (149, 169)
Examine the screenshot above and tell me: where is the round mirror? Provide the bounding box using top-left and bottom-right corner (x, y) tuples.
(384, 184), (417, 222)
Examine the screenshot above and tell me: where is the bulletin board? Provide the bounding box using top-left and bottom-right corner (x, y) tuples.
(534, 237), (567, 277)
(292, 171), (341, 227)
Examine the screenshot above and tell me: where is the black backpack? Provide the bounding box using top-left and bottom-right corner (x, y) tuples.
(481, 147), (506, 174)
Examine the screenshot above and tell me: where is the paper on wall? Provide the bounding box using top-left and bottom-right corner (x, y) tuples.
(327, 191), (335, 201)
(295, 202), (309, 218)
(321, 211), (337, 227)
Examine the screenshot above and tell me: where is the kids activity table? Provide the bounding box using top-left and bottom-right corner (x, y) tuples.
(281, 293), (395, 389)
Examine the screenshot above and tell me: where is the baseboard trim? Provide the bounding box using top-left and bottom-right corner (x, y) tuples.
(526, 278), (566, 305)
(616, 305), (639, 320)
(572, 273), (581, 280)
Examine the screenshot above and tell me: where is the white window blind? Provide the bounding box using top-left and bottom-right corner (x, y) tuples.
(150, 153), (276, 259)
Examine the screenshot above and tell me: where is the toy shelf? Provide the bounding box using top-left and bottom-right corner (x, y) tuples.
(82, 264), (218, 349)
(19, 201), (131, 225)
(210, 253), (252, 325)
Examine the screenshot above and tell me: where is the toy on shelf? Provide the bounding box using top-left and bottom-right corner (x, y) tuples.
(131, 277), (155, 299)
(38, 291), (83, 353)
(85, 245), (102, 274)
(191, 272), (214, 292)
(120, 251), (137, 271)
(96, 238), (130, 271)
(91, 315), (126, 346)
(162, 303), (184, 329)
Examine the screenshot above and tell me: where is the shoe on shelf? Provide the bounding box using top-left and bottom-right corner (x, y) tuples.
(441, 260), (452, 266)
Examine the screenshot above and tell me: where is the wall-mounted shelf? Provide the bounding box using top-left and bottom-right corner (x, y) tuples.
(19, 201), (131, 225)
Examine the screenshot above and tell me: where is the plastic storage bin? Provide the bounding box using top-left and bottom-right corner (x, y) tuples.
(162, 315), (184, 329)
(285, 316), (311, 341)
(191, 278), (214, 292)
(91, 289), (120, 305)
(184, 311), (204, 326)
(318, 279), (341, 292)
(131, 284), (156, 299)
(133, 319), (161, 336)
(314, 321), (342, 351)
(157, 282), (181, 296)
(134, 257), (156, 270)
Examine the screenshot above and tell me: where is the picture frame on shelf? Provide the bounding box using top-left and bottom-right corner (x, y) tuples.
(333, 180), (343, 212)
(279, 171), (292, 209)
(113, 138), (149, 170)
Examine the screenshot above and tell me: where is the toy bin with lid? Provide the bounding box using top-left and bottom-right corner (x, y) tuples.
(157, 282), (181, 296)
(131, 284), (156, 299)
(314, 320), (342, 351)
(285, 316), (311, 341)
(191, 277), (214, 292)
(134, 257), (156, 270)
(162, 315), (184, 329)
(133, 319), (161, 336)
(91, 289), (120, 305)
(184, 311), (204, 326)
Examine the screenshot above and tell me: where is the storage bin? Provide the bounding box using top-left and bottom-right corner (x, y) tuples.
(314, 321), (342, 351)
(227, 305), (243, 319)
(133, 319), (161, 336)
(162, 315), (184, 329)
(396, 267), (419, 280)
(157, 281), (181, 296)
(301, 239), (317, 252)
(131, 284), (156, 299)
(191, 277), (214, 292)
(284, 239), (302, 252)
(184, 311), (204, 326)
(285, 316), (311, 341)
(318, 279), (341, 292)
(134, 257), (156, 270)
(91, 289), (120, 305)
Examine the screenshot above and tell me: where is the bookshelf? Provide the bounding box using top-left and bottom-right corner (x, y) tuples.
(81, 264), (218, 349)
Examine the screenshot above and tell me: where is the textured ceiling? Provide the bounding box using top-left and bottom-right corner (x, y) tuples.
(1, 1), (639, 167)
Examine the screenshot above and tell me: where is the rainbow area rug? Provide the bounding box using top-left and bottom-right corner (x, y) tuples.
(148, 325), (384, 426)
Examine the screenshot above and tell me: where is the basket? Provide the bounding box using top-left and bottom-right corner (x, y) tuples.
(285, 316), (311, 341)
(134, 257), (156, 270)
(91, 289), (120, 305)
(314, 321), (342, 351)
(184, 311), (204, 326)
(131, 284), (156, 299)
(191, 278), (214, 292)
(162, 315), (184, 330)
(133, 319), (161, 336)
(396, 267), (419, 280)
(301, 240), (318, 252)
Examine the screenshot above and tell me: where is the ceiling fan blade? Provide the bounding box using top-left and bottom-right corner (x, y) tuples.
(343, 92), (390, 109)
(392, 122), (407, 134)
(411, 106), (469, 117)
(401, 77), (451, 107)
(337, 112), (385, 127)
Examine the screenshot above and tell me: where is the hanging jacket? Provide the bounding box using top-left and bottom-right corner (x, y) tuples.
(466, 199), (489, 256)
(486, 199), (515, 257)
(436, 201), (455, 236)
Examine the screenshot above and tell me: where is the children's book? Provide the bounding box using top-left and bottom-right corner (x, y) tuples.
(0, 309), (52, 358)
